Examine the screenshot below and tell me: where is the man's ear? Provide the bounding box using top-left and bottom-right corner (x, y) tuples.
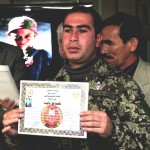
(96, 33), (103, 48)
(129, 37), (138, 52)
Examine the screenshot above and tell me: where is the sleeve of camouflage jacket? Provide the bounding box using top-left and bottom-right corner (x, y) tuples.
(106, 77), (150, 150)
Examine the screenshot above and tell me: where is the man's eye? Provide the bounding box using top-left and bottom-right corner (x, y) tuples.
(25, 35), (32, 38)
(79, 29), (87, 33)
(15, 35), (20, 39)
(64, 29), (71, 33)
(100, 40), (113, 45)
(15, 35), (21, 40)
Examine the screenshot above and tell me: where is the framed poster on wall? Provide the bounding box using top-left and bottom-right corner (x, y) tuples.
(13, 0), (78, 4)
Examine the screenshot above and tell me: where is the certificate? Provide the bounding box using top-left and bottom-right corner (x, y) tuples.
(18, 80), (89, 138)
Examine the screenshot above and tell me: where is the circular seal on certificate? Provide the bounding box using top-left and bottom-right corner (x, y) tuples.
(41, 105), (63, 128)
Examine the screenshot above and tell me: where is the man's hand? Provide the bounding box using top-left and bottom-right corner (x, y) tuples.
(2, 108), (24, 136)
(80, 110), (113, 138)
(0, 97), (16, 110)
(25, 56), (33, 67)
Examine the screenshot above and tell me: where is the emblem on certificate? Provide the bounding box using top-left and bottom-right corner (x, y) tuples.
(41, 105), (63, 128)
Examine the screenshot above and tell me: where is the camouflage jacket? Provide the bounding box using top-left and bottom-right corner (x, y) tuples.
(5, 58), (150, 150)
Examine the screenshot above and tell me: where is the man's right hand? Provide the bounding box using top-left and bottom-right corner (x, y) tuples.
(2, 108), (24, 136)
(0, 97), (16, 110)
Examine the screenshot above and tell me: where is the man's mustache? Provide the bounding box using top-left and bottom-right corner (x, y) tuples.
(101, 54), (113, 59)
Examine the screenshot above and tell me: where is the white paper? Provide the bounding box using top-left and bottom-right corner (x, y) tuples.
(0, 65), (19, 104)
(18, 80), (89, 138)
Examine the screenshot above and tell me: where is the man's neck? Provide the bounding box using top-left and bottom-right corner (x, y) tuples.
(65, 54), (100, 81)
(121, 55), (137, 70)
(68, 54), (97, 69)
(122, 57), (139, 77)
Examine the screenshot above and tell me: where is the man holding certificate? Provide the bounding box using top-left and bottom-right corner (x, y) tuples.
(0, 41), (26, 150)
(2, 6), (150, 150)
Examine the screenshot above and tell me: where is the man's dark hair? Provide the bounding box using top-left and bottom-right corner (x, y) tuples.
(63, 5), (102, 36)
(100, 12), (145, 55)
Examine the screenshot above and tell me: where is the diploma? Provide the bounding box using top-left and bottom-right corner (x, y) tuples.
(18, 80), (89, 138)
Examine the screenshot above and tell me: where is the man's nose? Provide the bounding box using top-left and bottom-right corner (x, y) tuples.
(70, 31), (79, 42)
(100, 43), (109, 54)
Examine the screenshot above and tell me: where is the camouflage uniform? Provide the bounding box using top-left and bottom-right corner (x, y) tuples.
(5, 58), (150, 150)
